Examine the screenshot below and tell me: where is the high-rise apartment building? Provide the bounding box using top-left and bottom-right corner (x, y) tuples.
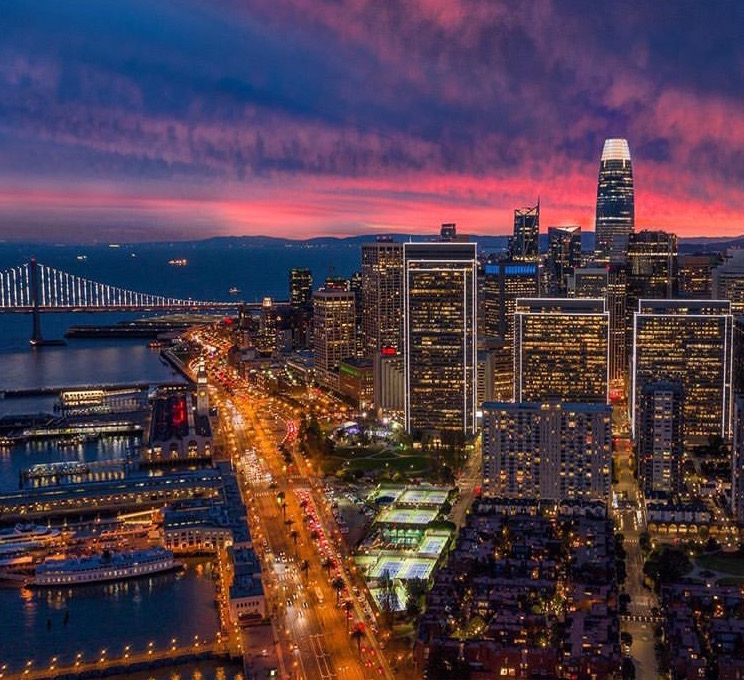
(632, 300), (733, 442)
(546, 226), (581, 295)
(289, 268), (313, 308)
(312, 289), (356, 389)
(361, 239), (403, 358)
(595, 138), (634, 263)
(509, 202), (540, 262)
(637, 381), (684, 496)
(627, 230), (678, 301)
(515, 298), (609, 403)
(255, 296), (277, 355)
(404, 242), (477, 436)
(482, 401), (612, 502)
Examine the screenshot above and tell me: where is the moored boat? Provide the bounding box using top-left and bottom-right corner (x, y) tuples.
(31, 547), (182, 587)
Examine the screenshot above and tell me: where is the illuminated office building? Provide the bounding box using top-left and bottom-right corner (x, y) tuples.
(679, 253), (721, 298)
(482, 401), (612, 502)
(732, 397), (744, 523)
(546, 225), (581, 295)
(515, 298), (609, 403)
(713, 249), (744, 315)
(313, 289), (356, 389)
(568, 267), (608, 299)
(289, 268), (312, 308)
(482, 261), (540, 342)
(632, 300), (733, 442)
(404, 242), (477, 436)
(361, 239), (403, 358)
(627, 230), (678, 300)
(606, 264), (628, 382)
(509, 202), (540, 262)
(637, 381), (684, 496)
(595, 138), (634, 263)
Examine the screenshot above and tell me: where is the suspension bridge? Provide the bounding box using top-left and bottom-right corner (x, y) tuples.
(0, 259), (242, 345)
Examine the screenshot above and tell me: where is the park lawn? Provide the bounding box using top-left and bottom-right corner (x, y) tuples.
(697, 553), (744, 576)
(320, 449), (432, 476)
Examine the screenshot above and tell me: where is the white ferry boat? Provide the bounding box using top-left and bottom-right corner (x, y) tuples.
(32, 547), (181, 587)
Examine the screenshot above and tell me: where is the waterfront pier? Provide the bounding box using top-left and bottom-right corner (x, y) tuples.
(0, 637), (236, 680)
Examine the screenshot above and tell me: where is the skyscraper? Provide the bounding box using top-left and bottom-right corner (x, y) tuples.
(679, 253), (722, 298)
(732, 397), (744, 523)
(627, 230), (678, 301)
(482, 261), (540, 343)
(515, 298), (609, 403)
(546, 226), (581, 295)
(482, 401), (612, 502)
(289, 268), (313, 308)
(361, 238), (403, 358)
(595, 138), (634, 263)
(637, 381), (684, 496)
(404, 242), (477, 437)
(312, 289), (356, 389)
(606, 263), (628, 383)
(568, 267), (608, 299)
(632, 300), (733, 442)
(713, 249), (744, 315)
(509, 202), (540, 262)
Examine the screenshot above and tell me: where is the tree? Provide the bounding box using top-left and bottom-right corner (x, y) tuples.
(644, 546), (692, 588)
(322, 556), (335, 577)
(350, 626), (364, 655)
(342, 599), (353, 630)
(621, 658), (636, 680)
(300, 559), (310, 581)
(331, 576), (345, 605)
(290, 529), (299, 558)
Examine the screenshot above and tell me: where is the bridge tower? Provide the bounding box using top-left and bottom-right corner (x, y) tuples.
(29, 257), (43, 346)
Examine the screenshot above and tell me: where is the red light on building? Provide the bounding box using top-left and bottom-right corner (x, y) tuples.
(380, 346), (396, 356)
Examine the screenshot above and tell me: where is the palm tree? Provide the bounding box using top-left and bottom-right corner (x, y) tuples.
(331, 576), (345, 605)
(322, 556), (335, 578)
(290, 529), (299, 558)
(284, 517), (295, 533)
(350, 627), (364, 655)
(300, 559), (310, 581)
(342, 599), (353, 631)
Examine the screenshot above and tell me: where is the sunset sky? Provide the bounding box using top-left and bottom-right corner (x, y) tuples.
(1, 1), (743, 242)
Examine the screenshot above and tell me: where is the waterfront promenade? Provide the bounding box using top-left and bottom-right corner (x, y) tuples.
(0, 636), (235, 680)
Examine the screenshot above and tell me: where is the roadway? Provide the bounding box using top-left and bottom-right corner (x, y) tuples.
(189, 325), (390, 680)
(614, 428), (660, 679)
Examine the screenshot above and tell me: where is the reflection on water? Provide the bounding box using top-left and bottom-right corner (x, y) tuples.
(0, 559), (227, 674)
(0, 435), (141, 491)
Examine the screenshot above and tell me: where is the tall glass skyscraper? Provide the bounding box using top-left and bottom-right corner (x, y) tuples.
(509, 202), (540, 262)
(403, 242), (477, 436)
(595, 138), (634, 263)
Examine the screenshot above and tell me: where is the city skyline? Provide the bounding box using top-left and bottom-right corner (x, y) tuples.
(2, 2), (744, 242)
